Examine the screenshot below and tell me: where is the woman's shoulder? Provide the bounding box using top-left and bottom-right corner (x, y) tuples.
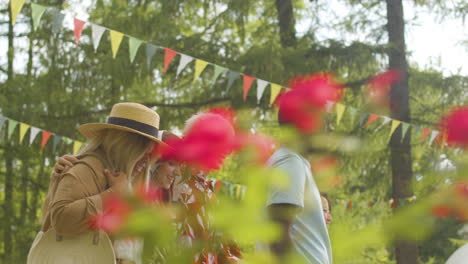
(67, 154), (106, 178)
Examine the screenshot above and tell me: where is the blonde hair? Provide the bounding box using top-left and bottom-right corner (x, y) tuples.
(78, 129), (153, 177)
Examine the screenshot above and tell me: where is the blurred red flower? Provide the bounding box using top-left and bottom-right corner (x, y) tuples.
(366, 70), (401, 107)
(440, 106), (468, 148)
(158, 111), (238, 171)
(431, 205), (452, 218)
(277, 73), (343, 133)
(239, 132), (277, 164)
(135, 181), (166, 204)
(89, 194), (131, 233)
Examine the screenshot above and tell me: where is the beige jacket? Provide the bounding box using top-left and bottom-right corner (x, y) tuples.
(41, 151), (109, 236)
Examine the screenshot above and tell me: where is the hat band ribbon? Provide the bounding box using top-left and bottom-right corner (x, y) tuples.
(107, 117), (158, 138)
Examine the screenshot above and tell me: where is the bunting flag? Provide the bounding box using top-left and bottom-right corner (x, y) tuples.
(19, 123), (30, 143)
(62, 137), (73, 145)
(29, 127), (41, 145)
(7, 119), (18, 139)
(52, 135), (62, 152)
(211, 65), (226, 83)
(163, 48), (178, 73)
(110, 30), (124, 58)
(73, 18), (86, 45)
(348, 107), (358, 125)
(41, 131), (52, 150)
(421, 128), (431, 142)
(363, 114), (380, 128)
(0, 116), (6, 131)
(375, 116), (391, 131)
(31, 3), (47, 31)
(215, 180), (222, 192)
(145, 44), (158, 68)
(226, 71), (240, 91)
(401, 122), (410, 142)
(10, 0), (26, 25)
(389, 120), (401, 139)
(91, 24), (106, 51)
(429, 131), (440, 146)
(335, 103), (346, 126)
(242, 75), (255, 101)
(325, 101), (336, 113)
(73, 141), (83, 154)
(193, 59), (209, 83)
(256, 79), (268, 103)
(176, 54), (193, 76)
(270, 84), (282, 105)
(128, 37), (143, 63)
(52, 11), (65, 33)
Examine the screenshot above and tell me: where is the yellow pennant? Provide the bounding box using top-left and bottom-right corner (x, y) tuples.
(389, 120), (401, 139)
(10, 0), (26, 25)
(73, 141), (83, 154)
(335, 103), (346, 126)
(19, 123), (30, 143)
(193, 60), (209, 83)
(110, 30), (124, 58)
(270, 84), (282, 105)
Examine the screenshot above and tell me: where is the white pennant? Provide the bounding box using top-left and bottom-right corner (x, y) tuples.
(176, 54), (194, 77)
(29, 127), (41, 145)
(429, 131), (440, 145)
(325, 101), (336, 113)
(256, 79), (268, 103)
(375, 116), (391, 131)
(91, 24), (106, 51)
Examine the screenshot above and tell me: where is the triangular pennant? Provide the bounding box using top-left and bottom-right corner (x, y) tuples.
(7, 119), (18, 139)
(10, 0), (26, 25)
(400, 122), (410, 142)
(429, 131), (440, 146)
(193, 59), (209, 82)
(242, 75), (255, 101)
(19, 123), (30, 143)
(215, 180), (222, 192)
(52, 11), (65, 33)
(145, 44), (158, 68)
(335, 103), (346, 126)
(375, 116), (391, 131)
(91, 24), (106, 51)
(29, 127), (41, 145)
(211, 65), (226, 83)
(52, 135), (62, 152)
(128, 37), (143, 63)
(256, 79), (268, 103)
(226, 71), (240, 90)
(73, 141), (83, 154)
(325, 100), (336, 113)
(389, 120), (401, 140)
(73, 18), (86, 45)
(31, 3), (47, 31)
(110, 30), (124, 58)
(0, 116), (6, 131)
(362, 114), (380, 128)
(348, 107), (358, 125)
(358, 113), (368, 127)
(421, 128), (431, 142)
(176, 54), (193, 76)
(163, 48), (178, 73)
(270, 84), (282, 105)
(41, 131), (52, 151)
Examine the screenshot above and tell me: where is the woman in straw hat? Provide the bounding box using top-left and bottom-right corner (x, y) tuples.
(28, 102), (166, 264)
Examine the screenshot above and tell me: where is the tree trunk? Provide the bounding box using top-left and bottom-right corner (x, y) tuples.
(385, 1), (419, 263)
(275, 0), (297, 48)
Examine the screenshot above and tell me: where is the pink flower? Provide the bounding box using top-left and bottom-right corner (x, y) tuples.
(440, 106), (468, 148)
(277, 73), (342, 133)
(158, 111), (238, 171)
(134, 181), (166, 204)
(89, 194), (131, 233)
(431, 205), (452, 218)
(366, 70), (401, 107)
(239, 132), (277, 164)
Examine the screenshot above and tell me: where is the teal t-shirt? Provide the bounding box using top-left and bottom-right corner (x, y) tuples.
(267, 147), (332, 264)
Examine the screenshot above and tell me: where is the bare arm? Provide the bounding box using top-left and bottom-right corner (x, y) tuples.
(268, 203), (301, 260)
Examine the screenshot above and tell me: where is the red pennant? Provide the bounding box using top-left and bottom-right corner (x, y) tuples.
(163, 48), (178, 73)
(347, 201), (353, 209)
(41, 131), (52, 151)
(73, 18), (86, 45)
(215, 180), (222, 192)
(242, 75), (255, 101)
(362, 114), (380, 128)
(421, 128), (431, 141)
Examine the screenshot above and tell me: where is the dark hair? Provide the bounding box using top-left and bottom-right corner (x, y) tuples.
(320, 192), (332, 212)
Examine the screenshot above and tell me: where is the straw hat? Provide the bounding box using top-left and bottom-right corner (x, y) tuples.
(79, 102), (163, 144)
